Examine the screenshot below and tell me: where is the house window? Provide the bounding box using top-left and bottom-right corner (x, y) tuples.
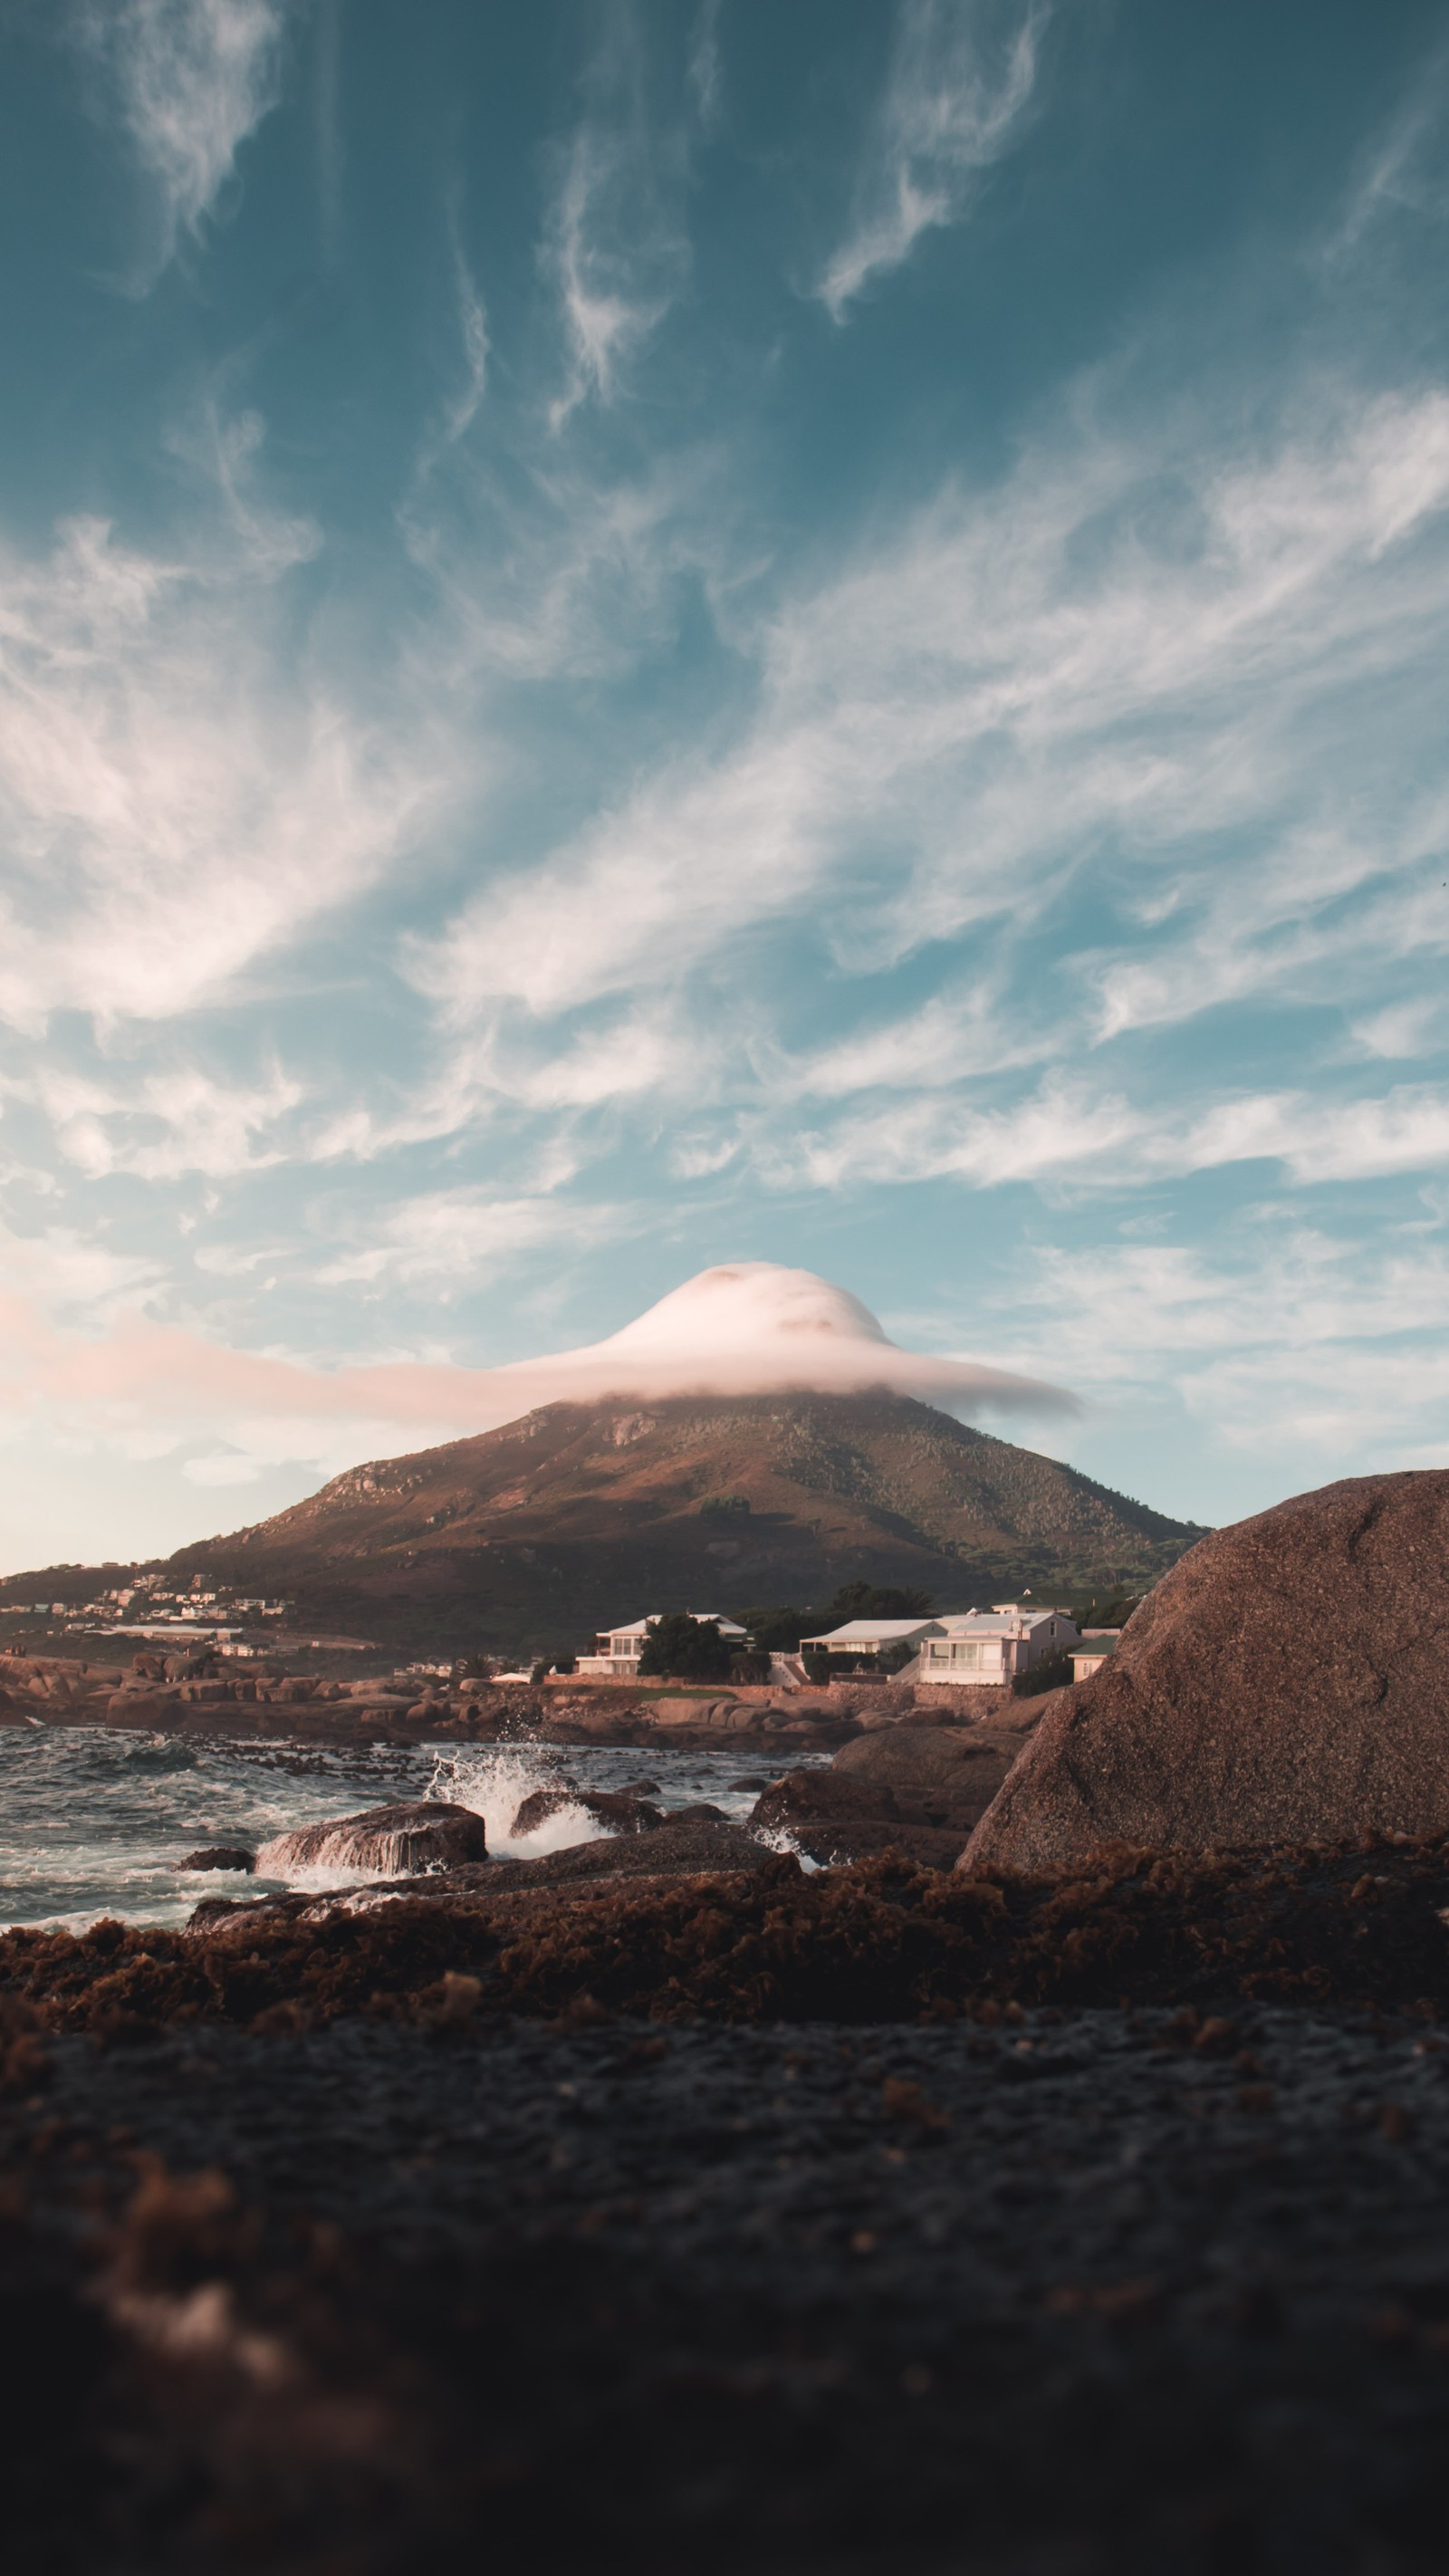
(951, 1640), (982, 1665)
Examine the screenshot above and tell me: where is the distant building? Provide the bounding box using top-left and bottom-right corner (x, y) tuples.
(1070, 1629), (1120, 1682)
(798, 1616), (945, 1664)
(577, 1610), (749, 1679)
(916, 1604), (1080, 1687)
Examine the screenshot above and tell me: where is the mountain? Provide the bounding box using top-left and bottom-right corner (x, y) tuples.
(171, 1392), (1206, 1661)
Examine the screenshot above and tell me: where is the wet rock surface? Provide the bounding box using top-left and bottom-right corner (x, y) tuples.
(177, 1846), (254, 1873)
(509, 1783), (664, 1838)
(254, 1799), (488, 1877)
(967, 1469), (1449, 1871)
(5, 2003), (1449, 2571)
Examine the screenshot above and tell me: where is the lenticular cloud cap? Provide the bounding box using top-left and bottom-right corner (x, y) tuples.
(471, 1263), (1075, 1419)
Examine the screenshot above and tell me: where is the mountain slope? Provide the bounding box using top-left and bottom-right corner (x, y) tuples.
(174, 1393), (1205, 1660)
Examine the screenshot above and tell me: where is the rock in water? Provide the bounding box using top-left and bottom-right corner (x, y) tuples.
(178, 1846), (255, 1873)
(255, 1801), (487, 1877)
(509, 1787), (663, 1838)
(961, 1471), (1449, 1871)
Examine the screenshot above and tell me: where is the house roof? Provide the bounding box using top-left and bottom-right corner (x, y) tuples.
(801, 1618), (940, 1647)
(1073, 1637), (1118, 1657)
(604, 1611), (748, 1640)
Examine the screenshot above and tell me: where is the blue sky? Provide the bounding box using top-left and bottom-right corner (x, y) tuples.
(3, 0), (1449, 1570)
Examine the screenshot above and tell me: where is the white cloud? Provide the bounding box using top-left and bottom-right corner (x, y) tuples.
(542, 9), (688, 427)
(415, 389), (1449, 1028)
(73, 0), (290, 276)
(819, 0), (1047, 320)
(29, 1062), (304, 1180)
(1349, 997), (1445, 1060)
(688, 0), (723, 132)
(312, 1188), (629, 1293)
(981, 1228), (1449, 1476)
(0, 497), (444, 1033)
(772, 1076), (1449, 1197)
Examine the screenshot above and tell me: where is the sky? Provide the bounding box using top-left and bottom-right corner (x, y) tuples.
(2, 0), (1449, 1572)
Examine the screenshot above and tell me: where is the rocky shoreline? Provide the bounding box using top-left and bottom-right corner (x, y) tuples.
(0, 1649), (906, 1750)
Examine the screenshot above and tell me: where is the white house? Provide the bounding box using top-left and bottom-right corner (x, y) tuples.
(1070, 1630), (1120, 1683)
(798, 1615), (947, 1664)
(916, 1604), (1080, 1687)
(576, 1610), (749, 1679)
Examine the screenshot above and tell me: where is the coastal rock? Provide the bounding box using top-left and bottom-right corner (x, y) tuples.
(833, 1724), (1023, 1828)
(745, 1725), (1032, 1868)
(178, 1846), (254, 1873)
(509, 1786), (664, 1838)
(255, 1800), (487, 1877)
(490, 1814), (777, 1889)
(961, 1470), (1449, 1872)
(751, 1770), (901, 1831)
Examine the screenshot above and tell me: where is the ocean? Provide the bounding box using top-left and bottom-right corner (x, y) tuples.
(0, 1730), (823, 1933)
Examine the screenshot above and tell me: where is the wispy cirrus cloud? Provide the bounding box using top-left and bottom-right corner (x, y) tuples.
(0, 457), (445, 1035)
(773, 1076), (1449, 1197)
(993, 1227), (1449, 1475)
(72, 0), (291, 280)
(542, 5), (689, 427)
(819, 0), (1048, 320)
(411, 382), (1449, 1101)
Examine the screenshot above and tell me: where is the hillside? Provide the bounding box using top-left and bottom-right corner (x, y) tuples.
(170, 1392), (1205, 1661)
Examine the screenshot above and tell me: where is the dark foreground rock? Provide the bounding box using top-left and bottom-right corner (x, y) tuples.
(5, 2001), (1449, 2574)
(9, 1833), (1449, 2036)
(177, 1845), (254, 1873)
(254, 1799), (487, 1877)
(965, 1470), (1449, 1872)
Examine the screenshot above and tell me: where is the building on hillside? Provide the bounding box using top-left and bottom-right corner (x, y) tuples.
(1070, 1629), (1120, 1682)
(577, 1610), (749, 1680)
(916, 1604), (1080, 1687)
(798, 1615), (946, 1666)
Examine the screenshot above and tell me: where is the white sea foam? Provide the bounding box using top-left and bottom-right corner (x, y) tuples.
(423, 1742), (610, 1859)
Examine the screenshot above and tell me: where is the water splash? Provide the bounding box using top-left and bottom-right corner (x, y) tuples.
(424, 1743), (610, 1859)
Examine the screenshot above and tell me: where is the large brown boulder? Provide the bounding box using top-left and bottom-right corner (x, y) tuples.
(961, 1471), (1449, 1872)
(255, 1801), (487, 1877)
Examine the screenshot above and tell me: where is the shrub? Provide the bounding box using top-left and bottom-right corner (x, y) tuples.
(1012, 1647), (1075, 1698)
(729, 1652), (771, 1685)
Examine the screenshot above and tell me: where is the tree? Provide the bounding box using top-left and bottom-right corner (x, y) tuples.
(637, 1613), (733, 1682)
(738, 1602), (812, 1653)
(818, 1581), (935, 1627)
(698, 1493), (751, 1524)
(1073, 1593), (1143, 1631)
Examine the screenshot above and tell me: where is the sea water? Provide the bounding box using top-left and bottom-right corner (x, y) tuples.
(0, 1729), (826, 1933)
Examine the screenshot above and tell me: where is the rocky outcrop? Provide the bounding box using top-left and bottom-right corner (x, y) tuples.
(178, 1847), (254, 1873)
(962, 1471), (1449, 1872)
(255, 1801), (487, 1878)
(749, 1715), (1038, 1867)
(509, 1785), (664, 1838)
